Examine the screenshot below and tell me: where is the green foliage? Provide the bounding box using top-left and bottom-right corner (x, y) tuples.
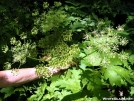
(0, 87), (14, 99)
(27, 82), (47, 101)
(65, 0), (121, 18)
(130, 87), (134, 96)
(0, 0), (134, 101)
(31, 4), (80, 76)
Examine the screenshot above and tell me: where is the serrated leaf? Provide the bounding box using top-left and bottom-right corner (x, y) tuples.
(51, 69), (82, 93)
(27, 82), (47, 101)
(122, 60), (129, 68)
(56, 79), (81, 93)
(80, 58), (91, 67)
(109, 55), (122, 66)
(58, 90), (72, 100)
(0, 87), (15, 99)
(102, 67), (122, 86)
(112, 66), (132, 84)
(79, 62), (87, 70)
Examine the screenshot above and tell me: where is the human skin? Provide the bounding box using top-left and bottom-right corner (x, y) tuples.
(0, 67), (61, 88)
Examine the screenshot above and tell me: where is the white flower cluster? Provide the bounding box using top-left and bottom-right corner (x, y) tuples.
(3, 37), (37, 69)
(82, 25), (129, 67)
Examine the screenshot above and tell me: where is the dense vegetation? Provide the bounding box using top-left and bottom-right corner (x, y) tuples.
(0, 0), (134, 101)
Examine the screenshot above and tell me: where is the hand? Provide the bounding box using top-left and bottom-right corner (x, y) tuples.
(41, 56), (74, 75)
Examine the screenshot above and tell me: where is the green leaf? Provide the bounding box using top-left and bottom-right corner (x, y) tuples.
(89, 22), (95, 26)
(91, 97), (100, 101)
(58, 90), (72, 100)
(14, 87), (25, 92)
(87, 82), (94, 91)
(82, 78), (89, 88)
(0, 87), (15, 99)
(102, 67), (122, 86)
(71, 21), (84, 31)
(130, 87), (134, 95)
(129, 54), (134, 65)
(112, 66), (132, 84)
(83, 48), (94, 55)
(122, 60), (129, 68)
(86, 71), (102, 95)
(109, 54), (122, 66)
(51, 69), (82, 93)
(79, 52), (86, 58)
(15, 27), (19, 35)
(14, 87), (26, 96)
(87, 79), (101, 92)
(27, 82), (47, 101)
(80, 60), (88, 70)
